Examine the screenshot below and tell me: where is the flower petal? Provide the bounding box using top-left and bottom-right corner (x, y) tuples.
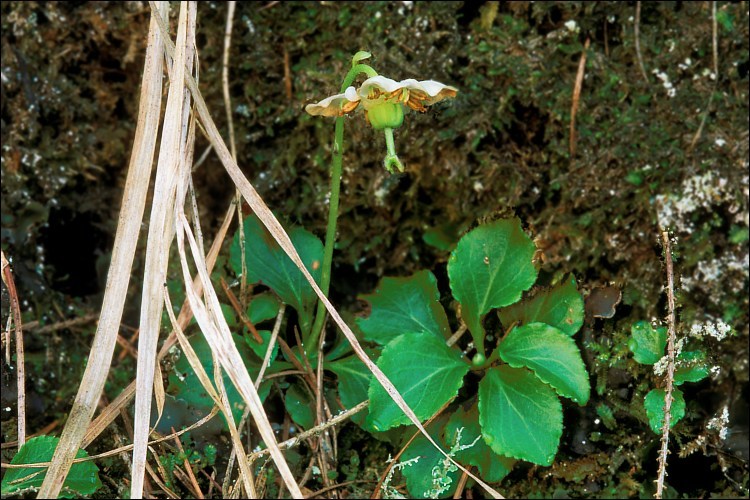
(403, 79), (458, 105)
(305, 86), (360, 116)
(358, 76), (458, 106)
(358, 76), (404, 98)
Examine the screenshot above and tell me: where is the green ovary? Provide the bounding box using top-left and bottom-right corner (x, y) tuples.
(367, 102), (404, 130)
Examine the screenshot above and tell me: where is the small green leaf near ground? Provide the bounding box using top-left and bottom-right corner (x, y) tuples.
(366, 331), (469, 431)
(498, 322), (590, 405)
(478, 365), (563, 466)
(356, 270), (451, 345)
(448, 219), (538, 346)
(1, 435), (101, 498)
(498, 274), (584, 336)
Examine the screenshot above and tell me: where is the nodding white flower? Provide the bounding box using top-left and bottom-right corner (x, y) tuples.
(305, 75), (457, 173)
(305, 76), (458, 130)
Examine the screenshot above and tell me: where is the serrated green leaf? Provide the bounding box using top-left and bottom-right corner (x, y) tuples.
(366, 332), (469, 431)
(479, 365), (563, 466)
(356, 270), (450, 345)
(401, 415), (459, 499)
(285, 383), (315, 430)
(168, 333), (270, 427)
(229, 215), (323, 334)
(448, 219), (537, 354)
(445, 404), (515, 483)
(498, 275), (584, 336)
(1, 436), (101, 498)
(498, 322), (590, 404)
(247, 292), (280, 324)
(327, 349), (381, 426)
(644, 388), (686, 433)
(628, 321), (667, 365)
(674, 350), (710, 385)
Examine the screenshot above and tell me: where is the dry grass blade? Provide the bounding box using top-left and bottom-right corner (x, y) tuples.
(131, 3), (194, 496)
(36, 3), (168, 497)
(164, 290), (257, 497)
(80, 202), (235, 453)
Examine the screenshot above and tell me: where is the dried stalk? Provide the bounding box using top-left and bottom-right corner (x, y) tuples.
(634, 1), (649, 83)
(655, 231), (678, 498)
(37, 3), (167, 496)
(1, 251), (25, 447)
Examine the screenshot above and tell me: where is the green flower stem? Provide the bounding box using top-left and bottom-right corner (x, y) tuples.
(306, 62), (377, 356)
(382, 127), (404, 173)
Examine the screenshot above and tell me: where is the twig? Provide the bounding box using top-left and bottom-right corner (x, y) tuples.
(308, 480), (377, 498)
(446, 323), (467, 347)
(17, 313), (99, 335)
(255, 303), (286, 387)
(283, 45), (292, 100)
(219, 276), (263, 343)
(453, 469), (470, 499)
(689, 2), (719, 151)
(655, 230), (678, 499)
(171, 427), (205, 498)
(570, 37), (591, 160)
(246, 401), (369, 461)
(634, 1), (649, 83)
(1, 250), (26, 447)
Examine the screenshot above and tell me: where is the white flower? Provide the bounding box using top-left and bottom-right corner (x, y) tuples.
(305, 76), (457, 129)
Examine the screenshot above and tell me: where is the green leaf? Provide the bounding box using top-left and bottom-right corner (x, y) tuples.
(644, 388), (686, 433)
(498, 322), (590, 405)
(448, 219), (537, 353)
(327, 349), (381, 426)
(445, 404), (515, 483)
(229, 215), (323, 333)
(245, 329), (279, 363)
(628, 321), (667, 365)
(498, 275), (584, 336)
(285, 383), (315, 430)
(401, 416), (459, 499)
(247, 292), (280, 324)
(479, 365), (563, 466)
(1, 436), (101, 498)
(168, 333), (271, 427)
(356, 270), (451, 345)
(366, 332), (469, 431)
(674, 350), (710, 385)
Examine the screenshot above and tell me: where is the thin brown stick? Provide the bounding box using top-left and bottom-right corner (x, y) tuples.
(655, 230), (677, 499)
(17, 314), (98, 335)
(634, 1), (649, 83)
(452, 469), (470, 499)
(1, 251), (26, 446)
(446, 323), (468, 347)
(219, 276), (263, 343)
(247, 401), (368, 461)
(283, 45), (292, 100)
(308, 480), (377, 498)
(171, 427), (204, 498)
(570, 37), (591, 160)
